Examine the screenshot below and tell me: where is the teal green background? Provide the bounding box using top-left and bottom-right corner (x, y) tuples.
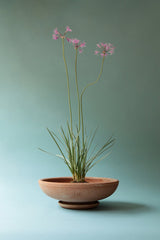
(0, 0), (160, 239)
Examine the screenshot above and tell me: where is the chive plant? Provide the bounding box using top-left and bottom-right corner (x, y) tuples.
(40, 26), (115, 183)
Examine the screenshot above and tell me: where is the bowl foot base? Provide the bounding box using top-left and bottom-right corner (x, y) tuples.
(58, 200), (99, 210)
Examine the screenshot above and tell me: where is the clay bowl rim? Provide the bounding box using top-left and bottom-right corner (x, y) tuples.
(38, 177), (119, 186)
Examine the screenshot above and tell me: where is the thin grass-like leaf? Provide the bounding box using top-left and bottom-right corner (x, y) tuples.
(56, 154), (71, 167)
(47, 128), (71, 171)
(86, 137), (115, 172)
(38, 148), (55, 156)
(87, 127), (98, 152)
(50, 130), (65, 146)
(86, 151), (111, 172)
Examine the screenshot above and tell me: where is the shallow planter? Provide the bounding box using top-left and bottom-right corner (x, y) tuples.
(39, 177), (119, 209)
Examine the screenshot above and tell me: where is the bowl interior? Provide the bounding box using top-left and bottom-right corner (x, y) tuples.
(40, 177), (118, 184)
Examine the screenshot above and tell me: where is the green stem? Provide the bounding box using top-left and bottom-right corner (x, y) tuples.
(80, 95), (84, 147)
(62, 38), (73, 134)
(80, 56), (105, 147)
(75, 48), (81, 131)
(81, 56), (105, 96)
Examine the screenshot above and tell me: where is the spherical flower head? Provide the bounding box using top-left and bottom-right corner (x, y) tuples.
(52, 26), (72, 40)
(95, 42), (115, 57)
(68, 38), (86, 53)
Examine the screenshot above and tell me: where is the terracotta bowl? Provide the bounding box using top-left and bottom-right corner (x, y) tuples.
(38, 177), (119, 209)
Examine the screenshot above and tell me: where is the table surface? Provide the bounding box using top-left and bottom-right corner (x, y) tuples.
(1, 179), (159, 240)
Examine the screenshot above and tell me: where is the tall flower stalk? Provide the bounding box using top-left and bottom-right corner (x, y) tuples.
(62, 38), (73, 135)
(40, 26), (115, 182)
(75, 48), (80, 131)
(80, 55), (105, 147)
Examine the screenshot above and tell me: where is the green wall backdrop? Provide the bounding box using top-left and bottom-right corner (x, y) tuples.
(0, 0), (160, 239)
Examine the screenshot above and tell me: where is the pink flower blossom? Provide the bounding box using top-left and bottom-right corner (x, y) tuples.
(97, 44), (101, 48)
(66, 38), (72, 43)
(66, 26), (72, 32)
(80, 42), (86, 48)
(68, 38), (86, 53)
(94, 50), (99, 55)
(95, 42), (115, 57)
(54, 28), (59, 35)
(100, 53), (107, 57)
(72, 38), (80, 44)
(52, 34), (59, 40)
(52, 26), (72, 40)
(109, 49), (114, 55)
